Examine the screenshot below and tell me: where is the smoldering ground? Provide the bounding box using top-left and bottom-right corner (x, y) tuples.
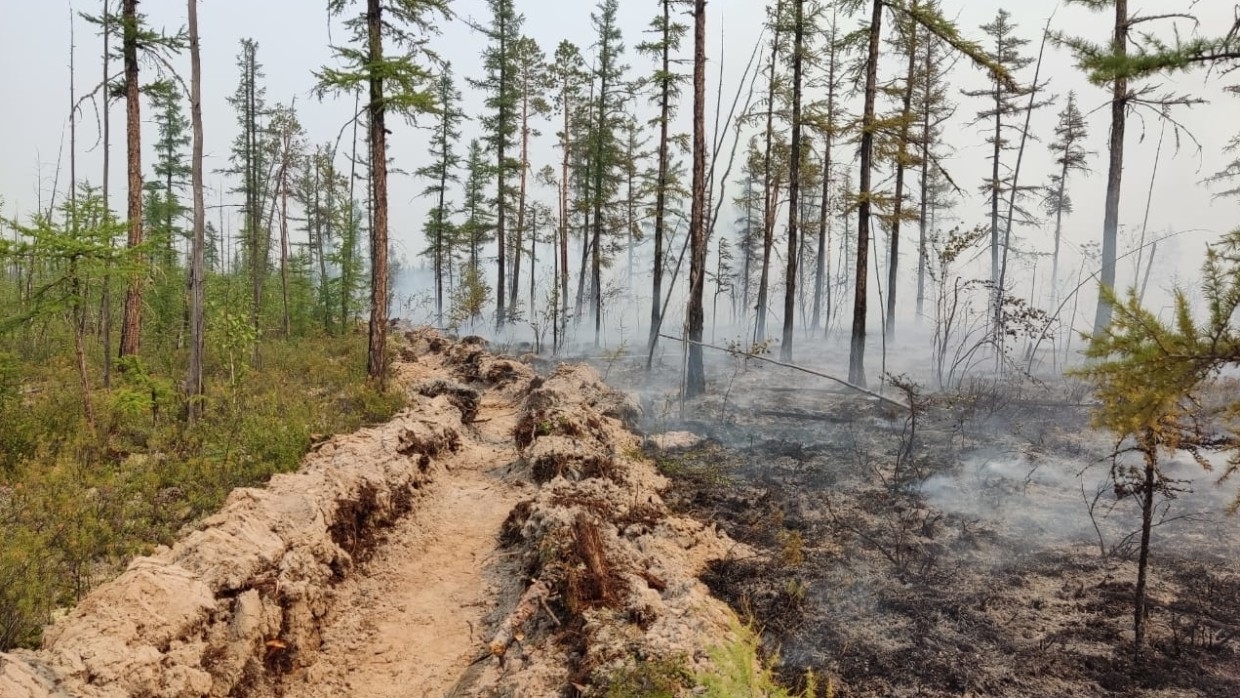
(529, 326), (1240, 698)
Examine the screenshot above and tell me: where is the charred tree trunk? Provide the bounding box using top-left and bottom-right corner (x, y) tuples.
(850, 0), (882, 388)
(685, 0), (708, 398)
(886, 26), (918, 342)
(648, 0), (673, 362)
(781, 0), (804, 362)
(755, 0), (782, 341)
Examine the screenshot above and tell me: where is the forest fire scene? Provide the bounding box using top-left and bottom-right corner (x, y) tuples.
(4, 0), (1240, 696)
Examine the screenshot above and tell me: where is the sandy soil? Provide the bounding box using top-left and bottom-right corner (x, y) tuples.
(283, 406), (529, 697)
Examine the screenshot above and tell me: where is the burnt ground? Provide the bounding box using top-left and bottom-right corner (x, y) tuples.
(589, 347), (1240, 698)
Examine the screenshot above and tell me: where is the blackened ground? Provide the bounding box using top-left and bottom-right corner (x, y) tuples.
(644, 378), (1240, 698)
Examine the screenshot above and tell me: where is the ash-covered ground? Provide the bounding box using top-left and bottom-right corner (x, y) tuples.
(560, 332), (1240, 697)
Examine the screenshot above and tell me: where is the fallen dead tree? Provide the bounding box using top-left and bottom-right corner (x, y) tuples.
(659, 333), (910, 411)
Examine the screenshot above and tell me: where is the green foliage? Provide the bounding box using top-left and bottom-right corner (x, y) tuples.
(0, 333), (404, 651)
(316, 0), (451, 119)
(1073, 229), (1240, 509)
(603, 656), (691, 698)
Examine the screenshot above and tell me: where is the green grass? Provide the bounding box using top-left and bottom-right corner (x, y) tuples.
(0, 332), (404, 650)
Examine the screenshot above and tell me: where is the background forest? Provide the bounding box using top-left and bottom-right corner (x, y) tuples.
(2, 0), (1240, 658)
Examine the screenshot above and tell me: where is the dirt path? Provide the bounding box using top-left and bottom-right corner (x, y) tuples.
(282, 400), (528, 698)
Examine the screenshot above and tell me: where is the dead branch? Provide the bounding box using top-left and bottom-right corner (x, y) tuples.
(488, 579), (550, 659)
(659, 333), (910, 410)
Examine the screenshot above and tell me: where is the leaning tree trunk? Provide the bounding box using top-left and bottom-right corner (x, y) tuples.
(685, 0), (708, 398)
(119, 0), (143, 359)
(366, 0), (390, 387)
(849, 0), (882, 387)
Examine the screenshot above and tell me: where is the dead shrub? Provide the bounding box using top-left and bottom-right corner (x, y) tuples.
(500, 500), (535, 547)
(564, 515), (627, 614)
(417, 380), (480, 424)
(396, 424), (460, 469)
(530, 450), (617, 484)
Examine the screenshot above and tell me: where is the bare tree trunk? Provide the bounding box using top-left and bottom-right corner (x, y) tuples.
(916, 32), (931, 323)
(1094, 0), (1127, 335)
(512, 83), (531, 312)
(495, 14), (509, 330)
(685, 0), (708, 397)
(119, 0), (143, 359)
(781, 0), (804, 362)
(755, 0), (782, 342)
(849, 0), (882, 388)
(101, 0), (114, 387)
(187, 0), (206, 423)
(279, 148), (291, 337)
(1134, 430), (1157, 655)
(559, 92), (571, 348)
(811, 10), (837, 335)
(366, 0), (389, 387)
(648, 0), (673, 361)
(886, 20), (918, 342)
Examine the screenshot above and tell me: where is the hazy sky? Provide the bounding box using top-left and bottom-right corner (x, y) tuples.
(1, 0), (1238, 319)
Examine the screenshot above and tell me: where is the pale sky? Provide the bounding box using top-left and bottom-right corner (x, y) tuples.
(1, 0), (1238, 325)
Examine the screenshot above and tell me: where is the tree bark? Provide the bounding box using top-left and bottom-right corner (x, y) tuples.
(366, 0), (389, 387)
(886, 18), (918, 342)
(648, 0), (673, 362)
(755, 0), (782, 341)
(187, 0), (206, 423)
(850, 0), (882, 388)
(495, 11), (509, 330)
(781, 0), (804, 362)
(1093, 0), (1127, 335)
(685, 0), (708, 397)
(119, 0), (143, 359)
(811, 8), (837, 336)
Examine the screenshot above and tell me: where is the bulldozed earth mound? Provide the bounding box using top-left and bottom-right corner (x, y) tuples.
(0, 329), (751, 698)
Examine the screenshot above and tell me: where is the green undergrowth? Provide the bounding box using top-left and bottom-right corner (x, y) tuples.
(602, 621), (826, 698)
(0, 333), (404, 650)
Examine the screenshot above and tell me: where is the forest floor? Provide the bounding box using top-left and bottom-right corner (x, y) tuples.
(592, 339), (1240, 698)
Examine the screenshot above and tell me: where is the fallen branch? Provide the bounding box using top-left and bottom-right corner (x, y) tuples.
(659, 334), (909, 411)
(489, 579), (550, 659)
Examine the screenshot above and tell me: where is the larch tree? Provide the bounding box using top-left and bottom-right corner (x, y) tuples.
(912, 9), (954, 323)
(1073, 230), (1240, 654)
(879, 1), (925, 342)
(547, 41), (587, 347)
(1057, 1), (1240, 334)
(316, 0), (450, 386)
(472, 0), (522, 329)
(961, 9), (1033, 332)
(808, 0), (846, 336)
(118, 0), (184, 359)
(586, 0), (628, 345)
(416, 64), (465, 327)
(843, 0), (1014, 387)
(1042, 90), (1090, 305)
(509, 36), (550, 316)
(684, 0), (708, 397)
(636, 0), (689, 361)
(755, 0), (786, 342)
(226, 39), (272, 335)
